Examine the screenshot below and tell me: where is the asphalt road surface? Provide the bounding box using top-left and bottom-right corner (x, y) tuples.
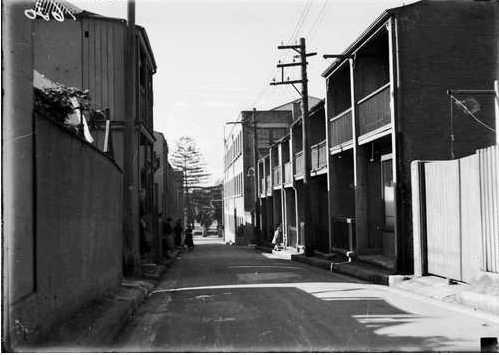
(114, 239), (499, 352)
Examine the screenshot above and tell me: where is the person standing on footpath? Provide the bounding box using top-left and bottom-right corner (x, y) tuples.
(272, 225), (283, 251)
(174, 219), (183, 249)
(184, 224), (194, 250)
(163, 217), (174, 257)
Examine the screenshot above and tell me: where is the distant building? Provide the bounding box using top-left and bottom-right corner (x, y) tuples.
(153, 131), (184, 257)
(223, 97), (320, 245)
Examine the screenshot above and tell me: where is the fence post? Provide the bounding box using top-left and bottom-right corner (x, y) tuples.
(494, 80), (498, 145)
(411, 160), (427, 277)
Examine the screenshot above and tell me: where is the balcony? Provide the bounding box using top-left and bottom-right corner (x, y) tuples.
(329, 108), (353, 148)
(311, 140), (327, 171)
(273, 166), (281, 187)
(357, 83), (391, 136)
(294, 151), (304, 177)
(283, 162), (292, 184)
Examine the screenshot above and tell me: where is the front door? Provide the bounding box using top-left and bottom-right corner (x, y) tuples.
(381, 154), (395, 257)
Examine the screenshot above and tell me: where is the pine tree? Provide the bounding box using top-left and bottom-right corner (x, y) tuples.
(170, 136), (210, 224)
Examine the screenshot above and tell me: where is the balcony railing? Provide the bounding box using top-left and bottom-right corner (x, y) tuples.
(329, 108), (352, 148)
(273, 166), (281, 187)
(294, 151), (304, 177)
(357, 83), (391, 136)
(266, 175), (271, 194)
(284, 162), (292, 184)
(311, 140), (327, 171)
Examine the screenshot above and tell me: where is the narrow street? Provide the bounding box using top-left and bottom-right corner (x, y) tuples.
(114, 238), (499, 352)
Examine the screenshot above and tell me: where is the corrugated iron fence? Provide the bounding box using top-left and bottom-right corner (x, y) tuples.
(412, 145), (498, 282)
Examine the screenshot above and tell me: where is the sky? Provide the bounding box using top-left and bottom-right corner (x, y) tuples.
(71, 0), (416, 184)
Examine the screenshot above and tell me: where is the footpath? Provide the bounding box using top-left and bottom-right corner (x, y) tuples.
(256, 245), (499, 320)
(23, 250), (182, 351)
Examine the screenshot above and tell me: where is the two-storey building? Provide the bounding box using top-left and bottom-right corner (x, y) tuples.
(322, 0), (496, 273)
(258, 100), (327, 252)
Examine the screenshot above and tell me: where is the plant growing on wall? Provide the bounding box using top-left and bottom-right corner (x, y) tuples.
(170, 136), (210, 224)
(34, 86), (90, 123)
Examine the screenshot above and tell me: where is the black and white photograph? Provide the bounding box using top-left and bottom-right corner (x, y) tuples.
(2, 0), (499, 352)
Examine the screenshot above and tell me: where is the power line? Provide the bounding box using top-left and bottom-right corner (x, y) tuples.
(252, 0), (314, 108)
(450, 95), (496, 132)
(288, 0), (310, 42)
(308, 0), (328, 45)
(290, 0), (313, 42)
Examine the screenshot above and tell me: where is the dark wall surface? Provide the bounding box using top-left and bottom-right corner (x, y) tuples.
(11, 116), (123, 346)
(395, 0), (497, 272)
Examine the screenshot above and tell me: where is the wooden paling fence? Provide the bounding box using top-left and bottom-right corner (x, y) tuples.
(412, 145), (498, 282)
(479, 145), (499, 273)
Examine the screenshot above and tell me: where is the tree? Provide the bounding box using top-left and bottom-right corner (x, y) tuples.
(170, 136), (210, 224)
(190, 184), (222, 233)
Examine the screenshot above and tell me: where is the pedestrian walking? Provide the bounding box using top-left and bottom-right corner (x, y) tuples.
(272, 225), (283, 251)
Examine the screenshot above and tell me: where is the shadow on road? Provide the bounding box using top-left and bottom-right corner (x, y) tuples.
(115, 243), (493, 352)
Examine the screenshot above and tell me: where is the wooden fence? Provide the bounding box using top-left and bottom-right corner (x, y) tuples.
(479, 145), (499, 273)
(412, 145), (499, 282)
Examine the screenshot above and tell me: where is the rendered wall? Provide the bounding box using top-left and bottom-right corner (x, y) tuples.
(10, 116), (123, 347)
(2, 2), (36, 348)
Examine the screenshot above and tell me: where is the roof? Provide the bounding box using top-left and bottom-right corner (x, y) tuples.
(309, 99), (325, 117)
(270, 96), (321, 111)
(275, 133), (290, 145)
(321, 1), (421, 78)
(289, 98), (325, 126)
(135, 25), (157, 72)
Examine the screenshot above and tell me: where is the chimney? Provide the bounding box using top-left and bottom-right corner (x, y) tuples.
(127, 0), (135, 27)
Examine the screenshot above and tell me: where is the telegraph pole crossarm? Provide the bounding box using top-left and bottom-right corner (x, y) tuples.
(270, 79), (304, 86)
(276, 62), (307, 68)
(277, 44), (301, 49)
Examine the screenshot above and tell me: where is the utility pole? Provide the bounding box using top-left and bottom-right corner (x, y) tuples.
(252, 108), (261, 241)
(270, 37), (316, 256)
(124, 0), (138, 275)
